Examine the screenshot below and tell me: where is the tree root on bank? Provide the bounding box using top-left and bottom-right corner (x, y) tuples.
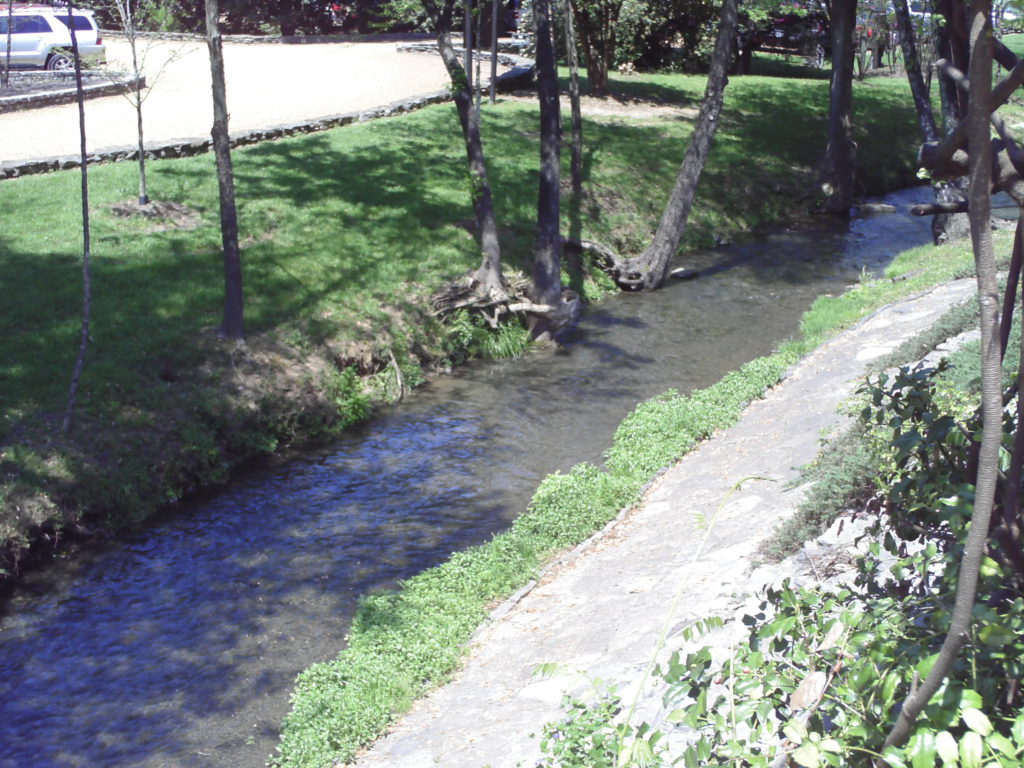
(431, 270), (583, 338)
(562, 237), (694, 291)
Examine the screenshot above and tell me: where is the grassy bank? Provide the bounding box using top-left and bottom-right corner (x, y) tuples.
(0, 67), (920, 576)
(272, 225), (985, 766)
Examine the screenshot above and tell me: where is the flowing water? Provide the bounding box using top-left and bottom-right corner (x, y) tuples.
(0, 188), (936, 768)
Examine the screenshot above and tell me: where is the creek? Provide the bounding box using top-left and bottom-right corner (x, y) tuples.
(0, 187), (934, 768)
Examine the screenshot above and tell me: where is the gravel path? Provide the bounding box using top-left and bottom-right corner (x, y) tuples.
(351, 278), (977, 768)
(0, 40), (451, 164)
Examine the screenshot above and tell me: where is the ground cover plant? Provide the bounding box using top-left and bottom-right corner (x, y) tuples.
(0, 65), (923, 577)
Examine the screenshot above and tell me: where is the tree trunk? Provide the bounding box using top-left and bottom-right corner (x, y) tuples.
(136, 100), (149, 205)
(822, 0), (857, 215)
(61, 3), (92, 434)
(893, 0), (938, 142)
(883, 0), (999, 748)
(572, 0), (623, 97)
(124, 6), (150, 205)
(3, 0), (13, 90)
(926, 0), (972, 243)
(893, 0), (968, 243)
(489, 0), (498, 104)
(565, 0), (584, 197)
(530, 0), (562, 340)
(611, 0), (738, 291)
(432, 5), (505, 296)
(205, 0), (244, 339)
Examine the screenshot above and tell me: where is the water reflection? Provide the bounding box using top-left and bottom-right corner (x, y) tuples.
(0, 187), (934, 768)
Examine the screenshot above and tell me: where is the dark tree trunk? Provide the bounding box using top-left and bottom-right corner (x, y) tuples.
(565, 0), (584, 197)
(893, 0), (938, 142)
(930, 0), (972, 242)
(430, 2), (505, 296)
(884, 0), (999, 748)
(530, 0), (562, 340)
(823, 0), (857, 215)
(205, 0), (244, 339)
(893, 0), (968, 243)
(610, 0), (738, 291)
(61, 3), (91, 434)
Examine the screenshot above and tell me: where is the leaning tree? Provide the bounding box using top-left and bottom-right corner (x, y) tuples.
(580, 0), (740, 290)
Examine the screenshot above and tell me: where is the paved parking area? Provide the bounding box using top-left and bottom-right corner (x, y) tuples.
(0, 39), (451, 164)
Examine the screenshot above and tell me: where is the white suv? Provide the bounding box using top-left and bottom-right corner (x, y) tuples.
(0, 6), (105, 70)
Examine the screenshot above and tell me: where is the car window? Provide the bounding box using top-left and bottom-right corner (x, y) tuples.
(55, 15), (97, 33)
(10, 15), (52, 34)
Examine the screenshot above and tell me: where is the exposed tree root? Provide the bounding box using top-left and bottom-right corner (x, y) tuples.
(562, 237), (654, 291)
(431, 269), (583, 338)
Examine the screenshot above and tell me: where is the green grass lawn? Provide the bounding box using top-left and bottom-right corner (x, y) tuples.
(0, 65), (922, 572)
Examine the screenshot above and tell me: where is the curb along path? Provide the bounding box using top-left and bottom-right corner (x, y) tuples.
(352, 278), (977, 768)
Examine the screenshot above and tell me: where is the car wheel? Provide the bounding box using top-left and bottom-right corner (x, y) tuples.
(46, 52), (74, 71)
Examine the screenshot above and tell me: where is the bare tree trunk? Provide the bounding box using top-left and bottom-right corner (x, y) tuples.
(530, 0), (562, 341)
(136, 100), (149, 205)
(475, 0), (484, 116)
(122, 3), (150, 205)
(565, 0), (584, 197)
(893, 0), (969, 243)
(205, 0), (244, 339)
(883, 0), (999, 749)
(893, 0), (938, 142)
(610, 0), (738, 291)
(61, 3), (92, 434)
(489, 0), (498, 104)
(431, 1), (505, 295)
(823, 0), (857, 215)
(3, 0), (13, 90)
(464, 0), (472, 92)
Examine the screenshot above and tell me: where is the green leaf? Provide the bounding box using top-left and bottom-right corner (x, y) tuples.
(960, 731), (983, 768)
(959, 690), (983, 710)
(819, 738), (841, 753)
(785, 720), (808, 743)
(987, 733), (1016, 759)
(1012, 713), (1024, 744)
(881, 670), (902, 704)
(665, 708), (688, 724)
(882, 745), (910, 768)
(791, 743), (820, 768)
(961, 708), (993, 737)
(978, 623), (1016, 647)
(909, 730), (937, 768)
(917, 652), (940, 679)
(935, 731), (959, 765)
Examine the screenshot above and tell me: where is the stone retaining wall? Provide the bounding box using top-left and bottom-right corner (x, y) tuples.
(101, 30), (527, 51)
(0, 72), (145, 114)
(0, 54), (534, 180)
